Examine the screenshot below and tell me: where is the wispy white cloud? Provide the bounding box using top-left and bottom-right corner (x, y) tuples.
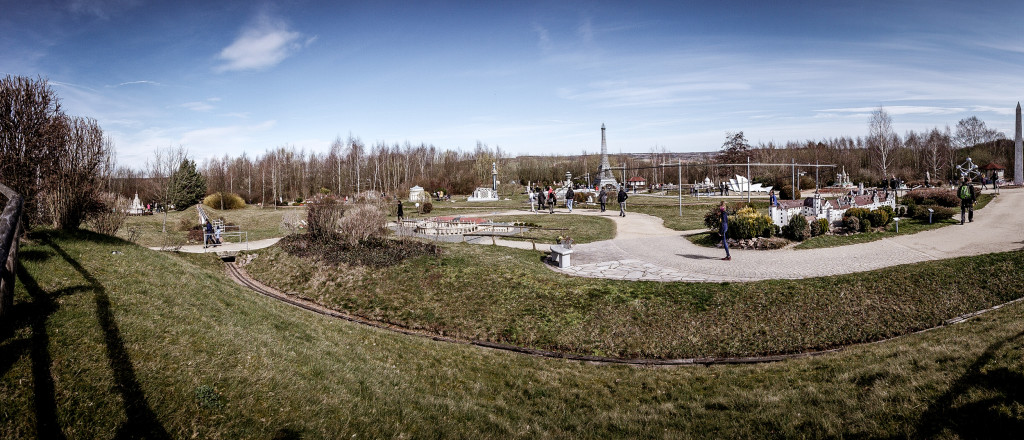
(113, 80), (161, 87)
(216, 12), (309, 72)
(816, 106), (967, 116)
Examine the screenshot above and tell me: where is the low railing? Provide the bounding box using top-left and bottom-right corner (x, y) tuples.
(0, 182), (24, 318)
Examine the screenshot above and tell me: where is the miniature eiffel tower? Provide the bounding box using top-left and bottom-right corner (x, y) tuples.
(593, 124), (619, 189)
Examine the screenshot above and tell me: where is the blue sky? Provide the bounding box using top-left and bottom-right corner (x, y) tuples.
(3, 0), (1023, 168)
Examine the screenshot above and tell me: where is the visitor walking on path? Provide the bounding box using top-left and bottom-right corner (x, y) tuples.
(565, 187), (575, 212)
(396, 200), (404, 222)
(537, 187), (546, 210)
(993, 175), (1000, 194)
(719, 201), (731, 261)
(958, 177), (977, 224)
(548, 187), (556, 214)
(599, 188), (608, 212)
(529, 190), (536, 212)
(617, 187), (628, 217)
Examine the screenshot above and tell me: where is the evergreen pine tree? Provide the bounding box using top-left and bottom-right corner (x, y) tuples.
(170, 159), (207, 210)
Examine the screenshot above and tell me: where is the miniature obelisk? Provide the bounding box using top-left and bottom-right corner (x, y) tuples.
(1015, 102), (1022, 185)
(593, 124), (619, 189)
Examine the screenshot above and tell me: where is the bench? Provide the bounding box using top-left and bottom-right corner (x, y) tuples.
(549, 244), (573, 268)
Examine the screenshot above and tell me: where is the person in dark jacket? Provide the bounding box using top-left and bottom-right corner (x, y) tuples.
(598, 188), (608, 212)
(396, 199), (404, 222)
(617, 187), (628, 217)
(958, 177), (977, 224)
(547, 187), (556, 214)
(565, 187), (575, 212)
(719, 201), (730, 260)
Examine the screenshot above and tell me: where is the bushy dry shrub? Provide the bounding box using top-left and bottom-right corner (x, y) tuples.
(89, 193), (128, 236)
(421, 201), (433, 214)
(203, 192), (246, 210)
(281, 211), (302, 235)
(906, 188), (959, 207)
(306, 195), (344, 239)
(338, 203), (386, 247)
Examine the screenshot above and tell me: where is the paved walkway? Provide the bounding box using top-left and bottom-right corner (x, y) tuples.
(150, 237), (282, 254)
(535, 189), (1022, 282)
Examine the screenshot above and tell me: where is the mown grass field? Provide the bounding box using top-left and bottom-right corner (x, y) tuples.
(244, 235), (1024, 359)
(486, 214), (616, 244)
(2, 230), (1023, 438)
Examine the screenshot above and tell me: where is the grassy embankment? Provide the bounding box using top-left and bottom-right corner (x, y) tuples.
(245, 230), (1024, 359)
(2, 229), (1023, 438)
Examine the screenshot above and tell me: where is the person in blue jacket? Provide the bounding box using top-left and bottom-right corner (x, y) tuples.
(719, 201), (730, 261)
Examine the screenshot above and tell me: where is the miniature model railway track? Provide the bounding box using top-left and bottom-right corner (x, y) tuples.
(224, 261), (1023, 367)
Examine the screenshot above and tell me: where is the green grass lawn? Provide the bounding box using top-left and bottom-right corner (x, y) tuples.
(244, 236), (1024, 360)
(486, 214), (616, 244)
(3, 229), (1023, 438)
(120, 205), (299, 247)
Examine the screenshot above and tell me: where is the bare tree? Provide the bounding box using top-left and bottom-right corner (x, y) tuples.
(954, 116), (1005, 149)
(0, 75), (63, 226)
(868, 107), (898, 182)
(43, 116), (112, 229)
(147, 146), (187, 233)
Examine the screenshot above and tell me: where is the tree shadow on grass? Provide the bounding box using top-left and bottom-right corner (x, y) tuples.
(42, 235), (171, 439)
(914, 329), (1024, 438)
(9, 262), (67, 439)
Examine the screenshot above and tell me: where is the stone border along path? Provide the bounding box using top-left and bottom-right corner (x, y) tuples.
(224, 259), (1024, 366)
(478, 188), (1024, 282)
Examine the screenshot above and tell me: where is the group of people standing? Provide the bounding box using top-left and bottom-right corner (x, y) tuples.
(528, 185), (630, 216)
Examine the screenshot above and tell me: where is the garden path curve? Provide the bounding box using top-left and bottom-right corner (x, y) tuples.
(500, 189), (1024, 282)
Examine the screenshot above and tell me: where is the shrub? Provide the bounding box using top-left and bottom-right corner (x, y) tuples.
(860, 218), (873, 232)
(779, 185), (801, 200)
(866, 209), (890, 228)
(913, 205), (955, 222)
(574, 191), (592, 204)
(844, 215), (860, 232)
(811, 218), (830, 237)
(421, 201), (433, 214)
(799, 175), (815, 190)
(906, 188), (959, 207)
(704, 205), (723, 232)
(89, 193), (128, 236)
(306, 195), (344, 239)
(203, 192), (246, 210)
(844, 207), (870, 221)
(728, 207), (774, 240)
(783, 214), (809, 241)
(338, 203), (387, 247)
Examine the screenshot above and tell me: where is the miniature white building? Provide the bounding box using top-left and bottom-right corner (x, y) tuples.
(770, 192), (895, 228)
(726, 175), (773, 194)
(408, 185), (425, 203)
(128, 193), (144, 215)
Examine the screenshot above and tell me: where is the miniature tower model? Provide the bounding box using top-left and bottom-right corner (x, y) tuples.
(593, 124), (619, 189)
(491, 162), (497, 191)
(1015, 102), (1022, 185)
